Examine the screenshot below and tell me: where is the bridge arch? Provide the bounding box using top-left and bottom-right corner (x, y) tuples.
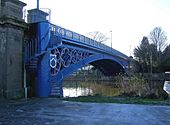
(61, 54), (128, 79)
(25, 21), (129, 97)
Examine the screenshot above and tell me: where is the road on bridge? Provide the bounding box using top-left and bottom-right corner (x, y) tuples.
(0, 98), (170, 125)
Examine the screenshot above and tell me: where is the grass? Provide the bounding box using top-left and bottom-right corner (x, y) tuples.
(63, 95), (170, 106)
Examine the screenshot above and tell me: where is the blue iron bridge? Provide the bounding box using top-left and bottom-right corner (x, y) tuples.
(25, 21), (129, 97)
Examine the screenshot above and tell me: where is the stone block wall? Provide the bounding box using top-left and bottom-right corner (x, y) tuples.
(0, 0), (27, 98)
(0, 23), (25, 98)
(0, 27), (6, 98)
(1, 0), (26, 21)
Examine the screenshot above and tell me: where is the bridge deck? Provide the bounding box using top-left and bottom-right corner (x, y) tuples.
(50, 23), (128, 61)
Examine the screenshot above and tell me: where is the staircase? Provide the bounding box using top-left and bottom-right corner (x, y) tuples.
(50, 74), (63, 97)
(50, 83), (61, 97)
(25, 57), (39, 71)
(24, 24), (64, 97)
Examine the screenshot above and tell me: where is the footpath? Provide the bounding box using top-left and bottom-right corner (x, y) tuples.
(0, 98), (170, 125)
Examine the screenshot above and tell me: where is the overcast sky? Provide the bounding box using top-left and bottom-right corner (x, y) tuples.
(21, 0), (170, 56)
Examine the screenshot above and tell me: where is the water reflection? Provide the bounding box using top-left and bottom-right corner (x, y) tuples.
(63, 82), (120, 97)
(63, 87), (93, 97)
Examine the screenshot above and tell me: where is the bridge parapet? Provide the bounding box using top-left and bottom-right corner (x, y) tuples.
(24, 21), (129, 73)
(49, 23), (128, 61)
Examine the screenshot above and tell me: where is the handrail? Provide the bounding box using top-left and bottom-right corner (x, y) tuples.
(25, 22), (129, 63)
(49, 23), (128, 61)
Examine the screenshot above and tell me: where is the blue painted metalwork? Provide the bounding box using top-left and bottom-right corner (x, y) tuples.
(25, 21), (129, 97)
(37, 52), (50, 97)
(37, 0), (39, 10)
(38, 22), (50, 52)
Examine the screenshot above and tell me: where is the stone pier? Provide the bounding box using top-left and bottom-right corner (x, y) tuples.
(0, 0), (27, 98)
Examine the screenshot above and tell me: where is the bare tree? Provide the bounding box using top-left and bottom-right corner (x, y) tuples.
(149, 27), (167, 52)
(86, 31), (109, 43)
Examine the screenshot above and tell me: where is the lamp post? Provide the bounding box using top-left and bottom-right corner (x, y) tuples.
(36, 0), (40, 22)
(130, 45), (131, 56)
(37, 0), (39, 9)
(110, 30), (112, 51)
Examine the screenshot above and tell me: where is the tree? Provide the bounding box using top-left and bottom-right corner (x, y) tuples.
(134, 37), (151, 73)
(134, 27), (168, 73)
(149, 43), (158, 68)
(134, 37), (158, 73)
(86, 31), (109, 43)
(149, 27), (168, 69)
(160, 45), (170, 71)
(149, 27), (167, 52)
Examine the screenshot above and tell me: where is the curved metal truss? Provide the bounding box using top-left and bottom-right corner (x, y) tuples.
(50, 47), (91, 75)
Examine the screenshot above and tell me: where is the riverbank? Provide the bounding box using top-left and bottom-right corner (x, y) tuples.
(64, 95), (170, 106)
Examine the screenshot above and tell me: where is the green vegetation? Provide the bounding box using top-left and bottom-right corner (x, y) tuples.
(63, 26), (170, 105)
(64, 95), (170, 106)
(64, 72), (169, 99)
(133, 26), (170, 73)
(63, 73), (169, 105)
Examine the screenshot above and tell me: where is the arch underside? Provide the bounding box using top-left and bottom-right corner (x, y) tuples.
(60, 54), (126, 79)
(90, 59), (124, 76)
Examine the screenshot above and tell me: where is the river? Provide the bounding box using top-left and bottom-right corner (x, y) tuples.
(63, 82), (121, 97)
